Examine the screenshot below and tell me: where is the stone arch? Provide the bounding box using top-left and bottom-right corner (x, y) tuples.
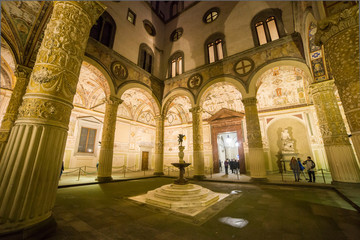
(247, 58), (313, 97)
(83, 55), (116, 96)
(266, 115), (306, 133)
(197, 75), (247, 105)
(162, 87), (195, 116)
(117, 81), (161, 116)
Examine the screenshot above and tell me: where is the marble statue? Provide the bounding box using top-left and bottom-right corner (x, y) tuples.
(281, 129), (295, 153)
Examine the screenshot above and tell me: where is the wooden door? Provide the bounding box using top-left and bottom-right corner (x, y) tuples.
(141, 151), (149, 171)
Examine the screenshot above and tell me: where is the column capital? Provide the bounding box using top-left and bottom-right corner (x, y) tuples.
(56, 1), (106, 26)
(241, 97), (257, 106)
(315, 5), (359, 45)
(14, 65), (32, 79)
(106, 96), (122, 105)
(309, 79), (335, 95)
(189, 106), (202, 113)
(154, 114), (165, 121)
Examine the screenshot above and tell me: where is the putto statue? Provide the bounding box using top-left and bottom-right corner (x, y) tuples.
(281, 129), (295, 153)
(178, 134), (186, 146)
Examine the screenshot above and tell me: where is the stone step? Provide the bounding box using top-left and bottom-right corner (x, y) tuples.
(153, 188), (211, 201)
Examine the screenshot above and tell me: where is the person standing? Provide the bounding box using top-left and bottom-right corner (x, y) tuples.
(224, 159), (229, 175)
(303, 156), (316, 182)
(297, 157), (307, 180)
(290, 157), (300, 182)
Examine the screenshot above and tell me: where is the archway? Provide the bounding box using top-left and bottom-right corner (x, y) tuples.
(199, 81), (246, 174)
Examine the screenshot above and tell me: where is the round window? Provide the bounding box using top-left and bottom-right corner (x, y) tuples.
(143, 20), (156, 36)
(203, 8), (220, 23)
(170, 28), (183, 42)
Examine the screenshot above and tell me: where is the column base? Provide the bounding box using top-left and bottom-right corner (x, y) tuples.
(193, 175), (206, 180)
(153, 172), (164, 176)
(0, 215), (57, 240)
(96, 176), (113, 182)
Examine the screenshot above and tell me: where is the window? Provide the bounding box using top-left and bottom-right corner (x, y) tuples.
(138, 43), (154, 74)
(78, 127), (97, 153)
(169, 51), (184, 78)
(251, 8), (285, 46)
(170, 28), (183, 42)
(89, 11), (116, 48)
(127, 9), (136, 25)
(205, 33), (226, 64)
(143, 20), (156, 36)
(203, 8), (220, 23)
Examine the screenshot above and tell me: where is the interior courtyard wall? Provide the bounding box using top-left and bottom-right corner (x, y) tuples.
(104, 1), (165, 78)
(162, 1), (294, 76)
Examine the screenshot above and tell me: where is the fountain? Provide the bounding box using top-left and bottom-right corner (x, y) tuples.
(129, 134), (228, 217)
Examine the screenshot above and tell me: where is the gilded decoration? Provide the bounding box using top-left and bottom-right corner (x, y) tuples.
(111, 61), (128, 80)
(155, 114), (165, 154)
(187, 73), (202, 89)
(190, 106), (204, 151)
(310, 80), (351, 146)
(234, 58), (254, 77)
(16, 1), (105, 128)
(315, 5), (360, 133)
(101, 96), (122, 149)
(242, 97), (263, 148)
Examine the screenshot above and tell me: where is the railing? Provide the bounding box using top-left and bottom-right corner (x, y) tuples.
(279, 168), (329, 183)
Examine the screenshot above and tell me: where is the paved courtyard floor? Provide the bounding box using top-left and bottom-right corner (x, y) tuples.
(48, 177), (360, 240)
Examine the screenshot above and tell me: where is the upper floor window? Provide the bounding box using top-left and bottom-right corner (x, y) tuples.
(138, 44), (154, 74)
(169, 51), (184, 78)
(127, 8), (136, 25)
(205, 33), (226, 64)
(78, 127), (97, 153)
(203, 8), (220, 23)
(170, 28), (183, 42)
(251, 8), (285, 46)
(90, 11), (116, 48)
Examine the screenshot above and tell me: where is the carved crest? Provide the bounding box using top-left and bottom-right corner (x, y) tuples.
(187, 73), (202, 89)
(111, 61), (128, 80)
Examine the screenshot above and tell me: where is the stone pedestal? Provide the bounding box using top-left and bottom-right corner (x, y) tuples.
(154, 114), (165, 175)
(190, 106), (205, 180)
(242, 97), (267, 179)
(0, 1), (105, 235)
(315, 5), (360, 162)
(310, 80), (360, 183)
(97, 96), (122, 182)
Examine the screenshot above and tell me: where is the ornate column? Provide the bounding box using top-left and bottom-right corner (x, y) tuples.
(310, 80), (360, 183)
(190, 106), (205, 180)
(97, 96), (122, 182)
(315, 5), (360, 161)
(153, 114), (165, 175)
(242, 97), (267, 180)
(0, 1), (105, 235)
(0, 65), (31, 158)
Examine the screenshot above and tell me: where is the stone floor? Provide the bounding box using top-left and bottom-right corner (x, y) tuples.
(48, 177), (360, 240)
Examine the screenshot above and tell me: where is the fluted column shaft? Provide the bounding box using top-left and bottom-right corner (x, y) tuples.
(154, 114), (165, 175)
(97, 97), (122, 182)
(315, 5), (360, 161)
(190, 106), (205, 179)
(310, 80), (360, 183)
(0, 65), (31, 158)
(0, 1), (105, 233)
(242, 97), (267, 179)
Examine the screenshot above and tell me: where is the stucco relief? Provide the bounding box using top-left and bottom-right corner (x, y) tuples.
(201, 82), (244, 120)
(165, 96), (192, 126)
(242, 97), (263, 148)
(256, 66), (309, 110)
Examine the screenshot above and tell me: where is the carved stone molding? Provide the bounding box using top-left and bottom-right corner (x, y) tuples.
(111, 61), (128, 80)
(187, 73), (202, 89)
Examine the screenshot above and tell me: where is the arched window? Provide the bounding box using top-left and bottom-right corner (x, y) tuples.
(90, 11), (116, 48)
(251, 9), (285, 46)
(138, 44), (154, 74)
(204, 33), (226, 64)
(168, 51), (184, 78)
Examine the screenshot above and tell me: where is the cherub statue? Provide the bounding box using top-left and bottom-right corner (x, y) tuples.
(178, 134), (186, 146)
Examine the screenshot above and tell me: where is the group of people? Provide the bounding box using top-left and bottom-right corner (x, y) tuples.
(223, 159), (240, 175)
(289, 156), (316, 182)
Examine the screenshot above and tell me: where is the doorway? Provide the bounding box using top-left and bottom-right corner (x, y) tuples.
(217, 132), (239, 173)
(141, 151), (149, 171)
